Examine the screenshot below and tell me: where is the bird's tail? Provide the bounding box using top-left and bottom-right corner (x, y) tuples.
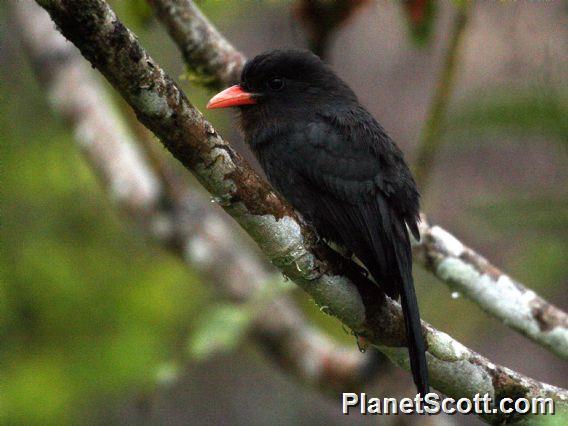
(355, 200), (429, 395)
(393, 231), (430, 397)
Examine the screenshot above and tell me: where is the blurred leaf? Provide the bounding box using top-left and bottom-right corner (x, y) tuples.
(293, 0), (372, 57)
(187, 304), (252, 360)
(0, 356), (75, 424)
(182, 66), (222, 91)
(154, 361), (182, 386)
(402, 0), (437, 46)
(450, 0), (468, 9)
(448, 87), (568, 146)
(188, 276), (294, 360)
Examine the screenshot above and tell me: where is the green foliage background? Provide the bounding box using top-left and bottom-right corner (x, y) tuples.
(0, 60), (211, 423)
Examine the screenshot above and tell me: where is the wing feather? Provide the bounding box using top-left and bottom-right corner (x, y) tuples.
(279, 119), (419, 296)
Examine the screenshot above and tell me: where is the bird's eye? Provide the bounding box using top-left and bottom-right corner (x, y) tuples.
(267, 77), (284, 91)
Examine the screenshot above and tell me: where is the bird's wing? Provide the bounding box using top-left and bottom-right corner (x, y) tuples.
(284, 119), (419, 297)
(299, 117), (419, 234)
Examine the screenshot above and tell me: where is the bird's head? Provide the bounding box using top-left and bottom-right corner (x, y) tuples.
(206, 49), (356, 117)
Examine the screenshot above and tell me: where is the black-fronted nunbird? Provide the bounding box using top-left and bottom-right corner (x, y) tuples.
(208, 49), (429, 395)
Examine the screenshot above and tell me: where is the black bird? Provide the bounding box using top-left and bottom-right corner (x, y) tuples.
(208, 49), (429, 395)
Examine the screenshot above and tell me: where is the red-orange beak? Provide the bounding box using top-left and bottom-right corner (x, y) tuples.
(206, 85), (257, 109)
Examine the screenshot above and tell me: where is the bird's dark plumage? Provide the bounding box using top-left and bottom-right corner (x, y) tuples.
(212, 49), (428, 395)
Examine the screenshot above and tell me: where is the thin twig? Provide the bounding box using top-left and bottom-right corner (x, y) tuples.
(413, 2), (471, 189)
(34, 1), (568, 421)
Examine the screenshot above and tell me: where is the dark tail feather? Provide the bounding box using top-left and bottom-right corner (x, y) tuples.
(361, 199), (429, 395)
(399, 268), (430, 396)
(393, 229), (430, 396)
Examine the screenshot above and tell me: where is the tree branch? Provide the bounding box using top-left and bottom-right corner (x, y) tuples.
(33, 0), (568, 422)
(148, 0), (568, 359)
(147, 0), (245, 88)
(414, 216), (568, 359)
(15, 0), (380, 394)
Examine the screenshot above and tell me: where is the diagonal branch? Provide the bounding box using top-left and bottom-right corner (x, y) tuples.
(148, 0), (568, 359)
(34, 0), (568, 422)
(14, 0), (380, 394)
(147, 0), (245, 88)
